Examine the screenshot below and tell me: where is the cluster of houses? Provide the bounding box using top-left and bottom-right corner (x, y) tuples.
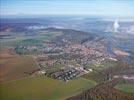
(15, 37), (111, 65)
(48, 66), (88, 82)
(49, 68), (79, 81)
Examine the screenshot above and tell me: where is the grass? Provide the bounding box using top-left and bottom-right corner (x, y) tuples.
(17, 39), (42, 46)
(85, 60), (118, 71)
(0, 34), (51, 48)
(115, 83), (134, 93)
(0, 76), (96, 100)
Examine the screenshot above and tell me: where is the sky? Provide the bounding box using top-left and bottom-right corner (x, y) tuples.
(0, 0), (134, 17)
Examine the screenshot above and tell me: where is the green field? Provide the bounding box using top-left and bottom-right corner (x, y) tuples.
(0, 34), (51, 48)
(115, 83), (134, 93)
(0, 76), (96, 100)
(82, 61), (119, 82)
(0, 31), (63, 48)
(85, 60), (118, 71)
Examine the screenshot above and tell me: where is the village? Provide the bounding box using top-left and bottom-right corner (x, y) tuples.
(14, 38), (118, 82)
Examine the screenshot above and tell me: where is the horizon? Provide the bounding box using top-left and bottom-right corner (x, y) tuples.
(1, 15), (134, 22)
(1, 0), (134, 17)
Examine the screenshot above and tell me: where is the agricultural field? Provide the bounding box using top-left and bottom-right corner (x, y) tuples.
(115, 83), (134, 93)
(0, 34), (51, 48)
(0, 49), (38, 83)
(0, 76), (96, 100)
(82, 60), (120, 82)
(84, 60), (118, 71)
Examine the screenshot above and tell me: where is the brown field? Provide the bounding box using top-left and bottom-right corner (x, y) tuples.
(113, 48), (130, 56)
(0, 48), (14, 59)
(0, 49), (38, 83)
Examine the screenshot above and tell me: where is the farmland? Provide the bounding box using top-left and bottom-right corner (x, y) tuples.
(115, 83), (134, 93)
(0, 49), (38, 83)
(0, 76), (96, 100)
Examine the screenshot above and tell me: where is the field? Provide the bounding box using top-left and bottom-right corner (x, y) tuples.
(0, 76), (96, 100)
(0, 35), (51, 47)
(0, 33), (53, 82)
(85, 60), (118, 71)
(82, 60), (119, 82)
(0, 52), (38, 83)
(114, 67), (134, 93)
(115, 83), (134, 93)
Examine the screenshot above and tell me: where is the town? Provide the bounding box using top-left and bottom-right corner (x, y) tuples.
(14, 30), (117, 81)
